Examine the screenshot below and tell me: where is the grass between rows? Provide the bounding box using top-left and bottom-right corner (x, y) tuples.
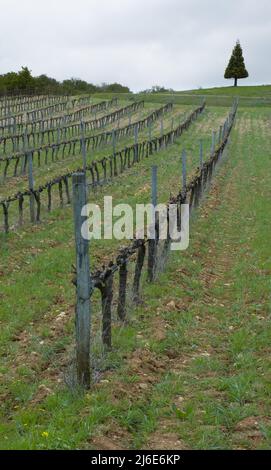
(0, 106), (228, 346)
(0, 106), (270, 449)
(0, 105), (226, 230)
(0, 101), (180, 197)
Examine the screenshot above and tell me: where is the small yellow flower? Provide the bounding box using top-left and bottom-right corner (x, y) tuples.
(41, 431), (49, 438)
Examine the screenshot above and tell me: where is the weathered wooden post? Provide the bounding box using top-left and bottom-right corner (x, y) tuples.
(134, 123), (139, 162)
(21, 127), (28, 175)
(80, 121), (87, 170)
(148, 165), (158, 282)
(132, 241), (146, 303)
(27, 152), (35, 223)
(112, 129), (116, 155)
(226, 117), (229, 132)
(72, 172), (91, 389)
(198, 140), (204, 201)
(117, 254), (128, 322)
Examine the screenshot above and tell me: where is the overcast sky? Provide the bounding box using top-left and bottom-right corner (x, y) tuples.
(0, 0), (270, 91)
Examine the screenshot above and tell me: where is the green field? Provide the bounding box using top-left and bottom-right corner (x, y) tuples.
(0, 88), (270, 449)
(97, 84), (271, 107)
(179, 84), (271, 97)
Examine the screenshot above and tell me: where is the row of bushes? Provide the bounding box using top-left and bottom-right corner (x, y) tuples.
(0, 67), (131, 96)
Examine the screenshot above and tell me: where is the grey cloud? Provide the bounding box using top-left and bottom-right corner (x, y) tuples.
(0, 0), (270, 91)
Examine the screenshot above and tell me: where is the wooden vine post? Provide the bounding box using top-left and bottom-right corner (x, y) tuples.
(199, 140), (204, 200)
(148, 165), (158, 282)
(134, 124), (139, 162)
(72, 172), (91, 389)
(21, 127), (27, 175)
(112, 129), (116, 155)
(80, 121), (87, 170)
(27, 152), (35, 223)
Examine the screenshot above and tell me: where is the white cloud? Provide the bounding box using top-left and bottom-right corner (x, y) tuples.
(0, 0), (270, 91)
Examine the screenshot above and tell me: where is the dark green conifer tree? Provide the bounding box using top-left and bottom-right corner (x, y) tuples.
(224, 41), (249, 86)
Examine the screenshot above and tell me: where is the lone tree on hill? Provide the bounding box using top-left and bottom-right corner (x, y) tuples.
(224, 40), (248, 87)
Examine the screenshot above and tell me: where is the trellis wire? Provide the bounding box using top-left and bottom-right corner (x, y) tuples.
(0, 102), (205, 232)
(71, 100), (238, 386)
